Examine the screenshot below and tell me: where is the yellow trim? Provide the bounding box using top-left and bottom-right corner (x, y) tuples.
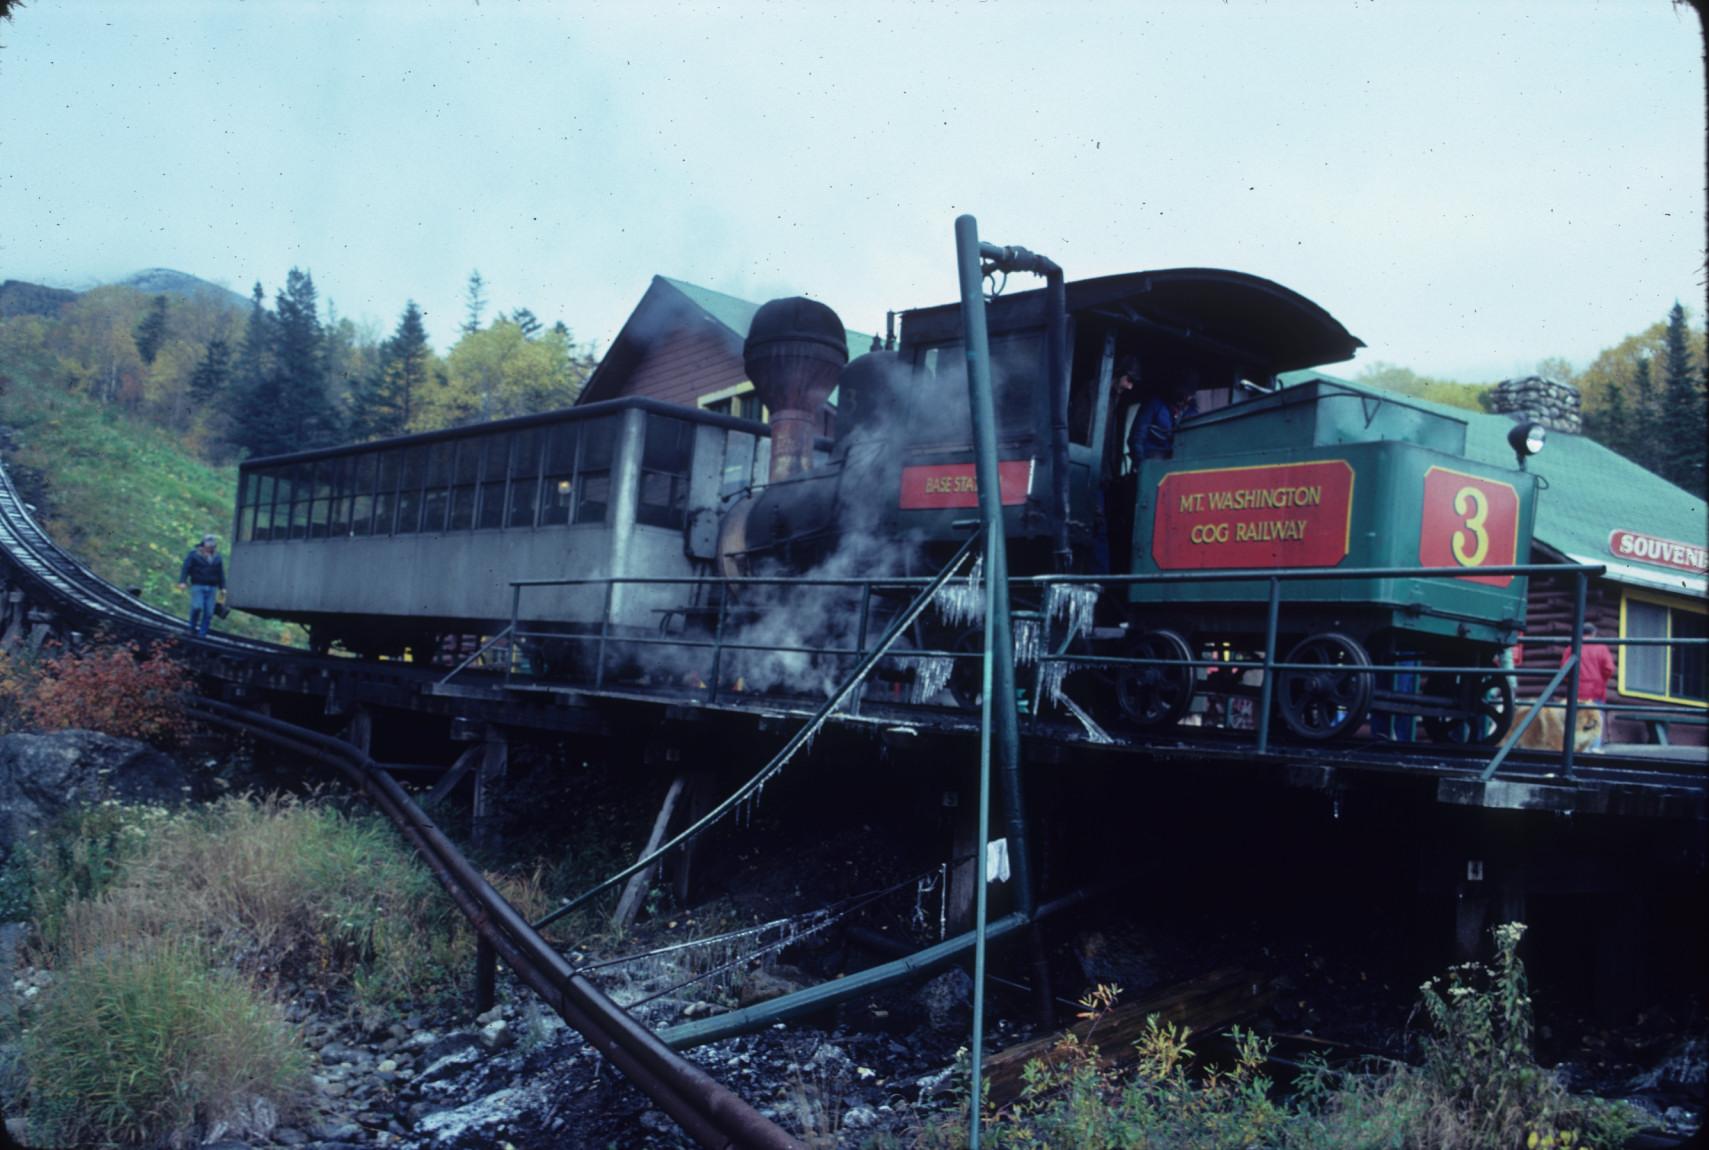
(1618, 587), (1707, 708)
(696, 380), (768, 421)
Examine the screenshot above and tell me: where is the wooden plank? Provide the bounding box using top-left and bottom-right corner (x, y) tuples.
(982, 967), (1273, 1108)
(613, 774), (688, 930)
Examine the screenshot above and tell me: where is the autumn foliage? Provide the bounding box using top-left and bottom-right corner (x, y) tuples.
(0, 640), (193, 744)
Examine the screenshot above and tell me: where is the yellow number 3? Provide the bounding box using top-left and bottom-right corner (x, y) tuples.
(1452, 486), (1490, 567)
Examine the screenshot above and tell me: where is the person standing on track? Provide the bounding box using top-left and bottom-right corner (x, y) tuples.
(176, 533), (226, 638)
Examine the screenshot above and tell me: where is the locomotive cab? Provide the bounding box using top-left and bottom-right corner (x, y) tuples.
(886, 268), (1367, 577)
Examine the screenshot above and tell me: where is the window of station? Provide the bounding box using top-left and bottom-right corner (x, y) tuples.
(288, 464), (312, 540)
(373, 451), (401, 536)
(576, 418), (615, 524)
(421, 442), (453, 532)
(638, 415), (693, 529)
(1622, 592), (1707, 706)
(309, 462), (333, 539)
(476, 435), (509, 530)
(508, 429), (545, 528)
(395, 447), (427, 535)
(327, 457), (352, 537)
(350, 454), (377, 537)
(449, 440), (479, 530)
(700, 382), (763, 421)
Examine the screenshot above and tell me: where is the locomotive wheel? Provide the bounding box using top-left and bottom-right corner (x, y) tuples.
(1422, 672), (1515, 745)
(1114, 629), (1196, 728)
(1276, 632), (1373, 741)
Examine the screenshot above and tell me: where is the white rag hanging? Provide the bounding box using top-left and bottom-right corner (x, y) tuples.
(986, 837), (1011, 883)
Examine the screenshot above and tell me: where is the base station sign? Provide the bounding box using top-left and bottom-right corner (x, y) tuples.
(1152, 460), (1354, 569)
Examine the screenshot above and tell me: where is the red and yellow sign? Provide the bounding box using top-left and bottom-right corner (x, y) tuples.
(1152, 460), (1354, 569)
(1418, 467), (1520, 586)
(1609, 530), (1707, 574)
(899, 459), (1033, 510)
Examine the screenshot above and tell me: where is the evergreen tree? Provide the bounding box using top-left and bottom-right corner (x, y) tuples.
(269, 267), (340, 452)
(462, 270), (488, 335)
(1594, 373), (1632, 460)
(350, 301), (433, 439)
(510, 307), (541, 338)
(227, 283), (278, 457)
(1628, 355), (1662, 476)
(133, 294), (169, 365)
(188, 337), (232, 402)
(1659, 301), (1706, 496)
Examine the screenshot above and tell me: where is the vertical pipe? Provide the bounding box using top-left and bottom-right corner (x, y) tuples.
(507, 584), (521, 684)
(1045, 271), (1071, 572)
(955, 214), (1036, 1150)
(594, 580), (614, 691)
(1563, 571), (1586, 778)
(1257, 577), (1281, 755)
(849, 584), (873, 717)
(708, 587), (728, 705)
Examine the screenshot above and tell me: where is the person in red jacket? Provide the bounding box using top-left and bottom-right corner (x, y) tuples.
(1561, 622), (1617, 750)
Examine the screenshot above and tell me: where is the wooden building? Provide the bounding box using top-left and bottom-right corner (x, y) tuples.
(575, 276), (875, 435)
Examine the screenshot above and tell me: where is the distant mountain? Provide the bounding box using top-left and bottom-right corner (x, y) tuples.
(119, 268), (250, 312)
(0, 279), (78, 319)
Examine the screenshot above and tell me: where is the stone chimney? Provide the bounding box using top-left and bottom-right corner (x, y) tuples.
(1489, 375), (1581, 434)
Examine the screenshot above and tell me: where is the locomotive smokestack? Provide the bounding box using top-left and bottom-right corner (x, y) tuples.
(744, 297), (848, 481)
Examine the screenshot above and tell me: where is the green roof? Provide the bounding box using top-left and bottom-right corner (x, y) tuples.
(1280, 370), (1707, 597)
(659, 276), (877, 363)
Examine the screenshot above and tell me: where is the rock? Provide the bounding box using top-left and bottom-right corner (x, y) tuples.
(915, 968), (973, 1030)
(478, 1018), (511, 1050)
(420, 1031), (482, 1064)
(639, 1109), (676, 1133)
(843, 1104), (878, 1130)
(417, 1046), (484, 1085)
(0, 731), (192, 864)
(737, 964), (810, 1008)
(414, 1086), (528, 1142)
(309, 1119), (362, 1141)
(272, 1127), (309, 1146)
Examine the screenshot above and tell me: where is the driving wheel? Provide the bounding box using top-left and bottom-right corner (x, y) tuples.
(1423, 672), (1515, 745)
(1114, 629), (1196, 728)
(1276, 631), (1373, 740)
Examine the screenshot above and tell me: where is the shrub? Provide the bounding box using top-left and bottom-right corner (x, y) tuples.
(25, 939), (307, 1147)
(909, 926), (1641, 1150)
(44, 794), (472, 1007)
(1293, 922), (1643, 1150)
(2, 639), (193, 743)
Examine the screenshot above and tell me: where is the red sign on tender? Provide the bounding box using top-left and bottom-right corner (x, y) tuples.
(1609, 530), (1708, 574)
(1151, 460), (1355, 569)
(899, 459), (1033, 510)
(1418, 467), (1521, 587)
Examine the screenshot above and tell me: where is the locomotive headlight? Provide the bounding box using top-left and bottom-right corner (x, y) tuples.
(1507, 421), (1546, 468)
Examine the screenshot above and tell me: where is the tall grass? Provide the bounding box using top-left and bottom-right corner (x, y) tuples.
(2, 366), (300, 644)
(25, 940), (308, 1148)
(16, 792), (479, 1146)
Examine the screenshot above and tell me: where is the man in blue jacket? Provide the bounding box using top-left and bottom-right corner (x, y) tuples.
(176, 533), (226, 637)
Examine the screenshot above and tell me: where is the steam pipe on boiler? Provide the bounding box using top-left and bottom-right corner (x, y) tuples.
(978, 242), (1071, 573)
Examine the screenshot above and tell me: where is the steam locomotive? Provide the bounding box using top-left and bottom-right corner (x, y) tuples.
(229, 265), (1539, 743)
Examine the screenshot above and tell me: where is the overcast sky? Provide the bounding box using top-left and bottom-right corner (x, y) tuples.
(0, 1), (1701, 382)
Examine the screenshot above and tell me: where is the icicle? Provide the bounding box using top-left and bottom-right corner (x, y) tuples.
(1012, 617), (1040, 666)
(932, 555), (985, 628)
(1036, 659), (1071, 708)
(895, 655), (956, 704)
(1046, 582), (1100, 642)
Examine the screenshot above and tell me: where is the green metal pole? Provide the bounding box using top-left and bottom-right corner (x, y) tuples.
(954, 212), (1027, 1149)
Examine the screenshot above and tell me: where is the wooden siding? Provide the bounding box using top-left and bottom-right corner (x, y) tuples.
(621, 328), (748, 410)
(1519, 570), (1704, 745)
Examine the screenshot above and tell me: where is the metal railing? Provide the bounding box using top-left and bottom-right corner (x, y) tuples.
(481, 560), (1705, 782)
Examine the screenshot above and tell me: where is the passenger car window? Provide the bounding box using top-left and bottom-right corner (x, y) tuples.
(508, 429), (544, 529)
(575, 417), (616, 524)
(477, 435), (509, 530)
(638, 415), (693, 529)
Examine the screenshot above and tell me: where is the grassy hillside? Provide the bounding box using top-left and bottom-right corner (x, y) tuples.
(2, 371), (302, 645)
